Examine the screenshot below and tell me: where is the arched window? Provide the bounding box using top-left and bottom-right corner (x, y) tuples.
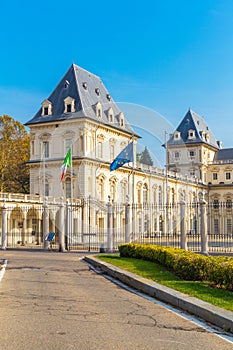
(98, 178), (104, 201)
(110, 145), (114, 161)
(137, 183), (142, 204)
(109, 177), (117, 202)
(153, 187), (157, 205)
(121, 182), (127, 203)
(158, 186), (162, 206)
(143, 184), (148, 204)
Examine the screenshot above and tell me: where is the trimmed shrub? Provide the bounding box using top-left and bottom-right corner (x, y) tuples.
(118, 243), (233, 290)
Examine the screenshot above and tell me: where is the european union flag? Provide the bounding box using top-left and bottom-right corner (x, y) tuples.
(110, 142), (134, 171)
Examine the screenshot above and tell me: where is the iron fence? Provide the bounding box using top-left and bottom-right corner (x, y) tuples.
(1, 199), (233, 254)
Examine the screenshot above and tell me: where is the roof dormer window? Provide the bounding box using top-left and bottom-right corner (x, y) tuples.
(200, 131), (205, 139)
(108, 108), (114, 122)
(64, 96), (75, 114)
(41, 100), (52, 116)
(174, 131), (180, 140)
(95, 88), (100, 96)
(106, 94), (111, 101)
(96, 102), (102, 118)
(188, 129), (195, 139)
(83, 82), (87, 90)
(119, 112), (125, 127)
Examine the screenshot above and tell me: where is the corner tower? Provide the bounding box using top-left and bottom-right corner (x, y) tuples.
(25, 64), (136, 199)
(166, 109), (219, 183)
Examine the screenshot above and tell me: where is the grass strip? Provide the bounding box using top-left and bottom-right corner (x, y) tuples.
(97, 254), (233, 312)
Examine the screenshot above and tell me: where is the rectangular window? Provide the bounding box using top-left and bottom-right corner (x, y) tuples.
(174, 151), (179, 158)
(65, 182), (71, 198)
(226, 172), (231, 180)
(213, 173), (218, 180)
(31, 141), (35, 156)
(43, 141), (49, 158)
(44, 107), (49, 115)
(214, 219), (219, 234)
(67, 104), (72, 113)
(189, 151), (195, 157)
(45, 183), (49, 196)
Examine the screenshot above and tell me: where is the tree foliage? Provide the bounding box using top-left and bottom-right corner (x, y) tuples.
(139, 147), (153, 166)
(0, 115), (30, 193)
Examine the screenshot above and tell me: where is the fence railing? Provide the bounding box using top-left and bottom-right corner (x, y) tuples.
(1, 198), (233, 254)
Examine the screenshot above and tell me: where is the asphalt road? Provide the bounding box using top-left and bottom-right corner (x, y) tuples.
(0, 250), (232, 350)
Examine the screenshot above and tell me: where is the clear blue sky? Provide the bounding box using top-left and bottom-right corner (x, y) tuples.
(1, 0), (233, 162)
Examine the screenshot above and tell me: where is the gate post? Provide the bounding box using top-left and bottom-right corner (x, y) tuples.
(65, 201), (69, 251)
(22, 212), (27, 246)
(43, 198), (49, 249)
(1, 202), (7, 250)
(200, 193), (208, 255)
(107, 199), (113, 252)
(125, 199), (130, 243)
(180, 200), (187, 250)
(58, 197), (65, 252)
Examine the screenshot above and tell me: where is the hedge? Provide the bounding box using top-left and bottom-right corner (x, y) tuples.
(118, 243), (233, 291)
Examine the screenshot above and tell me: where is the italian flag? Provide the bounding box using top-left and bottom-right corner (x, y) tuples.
(61, 148), (71, 181)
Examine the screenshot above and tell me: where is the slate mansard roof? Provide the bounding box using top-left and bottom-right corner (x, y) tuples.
(167, 109), (219, 149)
(213, 148), (233, 161)
(26, 64), (134, 135)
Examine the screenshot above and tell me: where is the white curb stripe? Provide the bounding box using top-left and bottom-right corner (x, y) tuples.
(0, 259), (7, 283)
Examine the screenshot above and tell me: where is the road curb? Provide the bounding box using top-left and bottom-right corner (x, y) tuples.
(84, 255), (233, 333)
(0, 259), (7, 283)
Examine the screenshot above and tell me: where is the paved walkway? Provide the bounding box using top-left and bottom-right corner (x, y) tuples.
(0, 250), (232, 350)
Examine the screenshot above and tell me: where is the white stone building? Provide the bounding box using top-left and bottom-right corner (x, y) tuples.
(25, 64), (204, 208)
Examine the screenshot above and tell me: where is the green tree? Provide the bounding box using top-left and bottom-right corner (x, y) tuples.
(140, 147), (153, 166)
(0, 115), (30, 193)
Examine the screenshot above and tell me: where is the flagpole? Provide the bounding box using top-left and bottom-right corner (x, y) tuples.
(165, 131), (168, 238)
(43, 145), (45, 198)
(132, 135), (135, 241)
(70, 145), (73, 201)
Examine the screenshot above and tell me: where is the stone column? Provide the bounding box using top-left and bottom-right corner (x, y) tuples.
(58, 198), (65, 252)
(43, 198), (49, 249)
(1, 202), (7, 250)
(180, 200), (187, 250)
(200, 196), (208, 255)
